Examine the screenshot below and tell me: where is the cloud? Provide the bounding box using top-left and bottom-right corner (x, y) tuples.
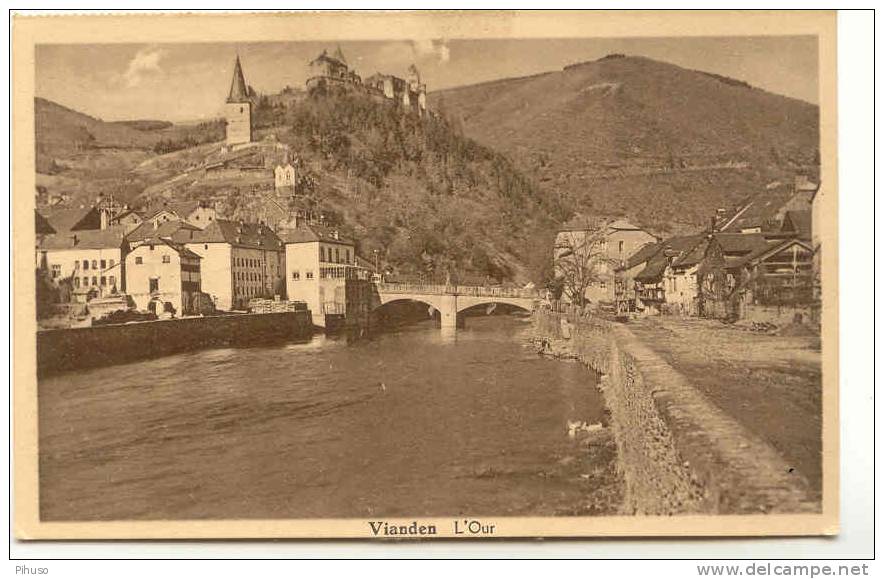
(411, 39), (450, 64)
(120, 47), (167, 88)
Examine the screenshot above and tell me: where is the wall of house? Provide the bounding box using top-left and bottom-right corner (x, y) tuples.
(186, 206), (217, 229)
(664, 265), (699, 315)
(125, 245), (185, 315)
(285, 242), (321, 323)
(185, 242), (233, 311)
(41, 247), (124, 294)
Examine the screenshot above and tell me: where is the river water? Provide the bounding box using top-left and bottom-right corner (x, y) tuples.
(39, 315), (620, 520)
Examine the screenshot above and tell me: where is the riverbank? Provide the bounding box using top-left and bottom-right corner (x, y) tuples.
(36, 310), (313, 376)
(533, 311), (820, 515)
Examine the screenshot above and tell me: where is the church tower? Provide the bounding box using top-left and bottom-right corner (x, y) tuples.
(225, 55), (252, 146)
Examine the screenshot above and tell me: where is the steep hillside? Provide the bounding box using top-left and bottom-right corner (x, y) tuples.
(431, 55), (820, 233)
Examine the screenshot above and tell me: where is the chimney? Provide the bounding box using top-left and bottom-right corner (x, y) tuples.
(70, 234), (78, 246)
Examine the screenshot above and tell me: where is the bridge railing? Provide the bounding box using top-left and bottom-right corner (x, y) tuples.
(375, 282), (540, 299)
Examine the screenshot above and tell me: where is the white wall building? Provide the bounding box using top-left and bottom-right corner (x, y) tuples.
(125, 238), (202, 316)
(35, 226), (128, 300)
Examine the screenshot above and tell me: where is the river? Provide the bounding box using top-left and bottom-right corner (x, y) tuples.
(38, 314), (621, 520)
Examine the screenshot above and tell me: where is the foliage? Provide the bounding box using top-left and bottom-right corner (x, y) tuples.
(553, 221), (609, 306)
(259, 91), (569, 283)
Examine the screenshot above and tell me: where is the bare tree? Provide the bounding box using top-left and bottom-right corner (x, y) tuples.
(553, 221), (609, 307)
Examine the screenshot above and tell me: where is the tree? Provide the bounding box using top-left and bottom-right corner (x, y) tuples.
(553, 220), (609, 307)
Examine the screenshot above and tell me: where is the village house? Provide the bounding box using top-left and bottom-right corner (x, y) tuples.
(171, 219), (286, 311)
(36, 226), (129, 302)
(698, 232), (814, 321)
(125, 237), (202, 316)
(718, 175), (819, 234)
(143, 200), (218, 230)
(274, 163), (297, 190)
(616, 235), (705, 315)
(280, 221), (370, 328)
(554, 217), (657, 305)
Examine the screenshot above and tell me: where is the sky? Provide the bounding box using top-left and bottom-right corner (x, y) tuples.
(35, 36), (818, 123)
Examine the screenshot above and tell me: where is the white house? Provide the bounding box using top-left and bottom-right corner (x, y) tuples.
(125, 238), (202, 316)
(35, 225), (129, 301)
(280, 223), (365, 327)
(172, 219), (286, 311)
(274, 163), (297, 189)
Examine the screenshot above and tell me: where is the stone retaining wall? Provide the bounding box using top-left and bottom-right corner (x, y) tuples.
(535, 311), (818, 515)
(37, 311), (313, 376)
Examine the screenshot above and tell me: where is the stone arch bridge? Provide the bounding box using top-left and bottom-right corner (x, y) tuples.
(372, 282), (540, 329)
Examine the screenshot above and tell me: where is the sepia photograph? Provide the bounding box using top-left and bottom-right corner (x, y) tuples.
(12, 10), (841, 540)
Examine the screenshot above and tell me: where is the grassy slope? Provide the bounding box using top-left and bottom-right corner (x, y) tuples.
(431, 55), (820, 234)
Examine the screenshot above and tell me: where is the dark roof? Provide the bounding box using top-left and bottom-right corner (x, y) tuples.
(710, 232), (770, 255)
(174, 219), (284, 250)
(132, 237), (202, 260)
(781, 210), (812, 239)
(144, 200), (202, 220)
(227, 55), (250, 103)
(127, 220), (200, 242)
(632, 235), (706, 281)
(623, 241), (662, 270)
(278, 222), (354, 246)
(310, 49), (346, 69)
(35, 210), (55, 235)
(37, 225), (127, 251)
(719, 184), (807, 233)
(40, 206), (97, 232)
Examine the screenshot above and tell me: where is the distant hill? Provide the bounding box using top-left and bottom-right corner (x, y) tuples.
(431, 55), (820, 234)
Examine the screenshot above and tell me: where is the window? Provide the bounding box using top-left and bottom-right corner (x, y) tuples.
(619, 241), (624, 254)
(83, 260), (89, 270)
(292, 271), (300, 280)
(149, 278), (159, 293)
(306, 270), (314, 279)
(109, 259), (115, 267)
(100, 276), (106, 286)
(74, 277), (80, 288)
(135, 256), (143, 265)
(335, 248), (340, 262)
(320, 247), (325, 262)
(51, 264), (61, 278)
(100, 259), (106, 269)
(162, 255), (171, 264)
(346, 249), (350, 263)
(149, 245), (154, 251)
(82, 277), (88, 287)
(109, 276), (115, 287)
(204, 244), (208, 250)
(91, 276), (97, 286)
(74, 261), (80, 270)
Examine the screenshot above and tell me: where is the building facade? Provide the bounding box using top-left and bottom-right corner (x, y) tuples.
(174, 219), (286, 311)
(281, 223), (368, 327)
(125, 238), (202, 316)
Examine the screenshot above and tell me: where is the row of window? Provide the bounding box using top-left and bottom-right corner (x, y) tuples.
(291, 270), (314, 281)
(77, 259), (115, 271)
(73, 275), (116, 288)
(320, 247), (351, 264)
(133, 255), (172, 265)
(235, 257), (266, 268)
(236, 271), (264, 281)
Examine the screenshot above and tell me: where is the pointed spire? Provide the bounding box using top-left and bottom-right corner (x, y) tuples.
(227, 54), (250, 103)
(333, 44), (347, 65)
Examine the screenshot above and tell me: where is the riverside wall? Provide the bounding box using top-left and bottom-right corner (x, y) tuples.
(534, 311), (818, 515)
(37, 311), (313, 376)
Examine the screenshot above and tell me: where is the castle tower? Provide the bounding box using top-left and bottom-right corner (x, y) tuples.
(225, 55), (252, 146)
(407, 64), (427, 115)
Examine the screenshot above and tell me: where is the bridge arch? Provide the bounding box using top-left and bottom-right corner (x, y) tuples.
(455, 296), (537, 314)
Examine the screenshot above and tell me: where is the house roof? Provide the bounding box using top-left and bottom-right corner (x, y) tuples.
(622, 241), (662, 270)
(781, 210), (812, 239)
(40, 206), (96, 233)
(227, 55), (250, 103)
(710, 232), (771, 255)
(143, 200), (203, 220)
(632, 235), (706, 281)
(607, 219), (643, 231)
(310, 50), (346, 69)
(719, 183), (809, 233)
(278, 222), (354, 246)
(127, 220), (201, 242)
(37, 225), (127, 251)
(174, 219), (285, 250)
(132, 236), (202, 260)
(35, 210), (55, 235)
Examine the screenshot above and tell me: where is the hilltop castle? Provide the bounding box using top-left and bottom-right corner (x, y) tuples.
(305, 46), (428, 116)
